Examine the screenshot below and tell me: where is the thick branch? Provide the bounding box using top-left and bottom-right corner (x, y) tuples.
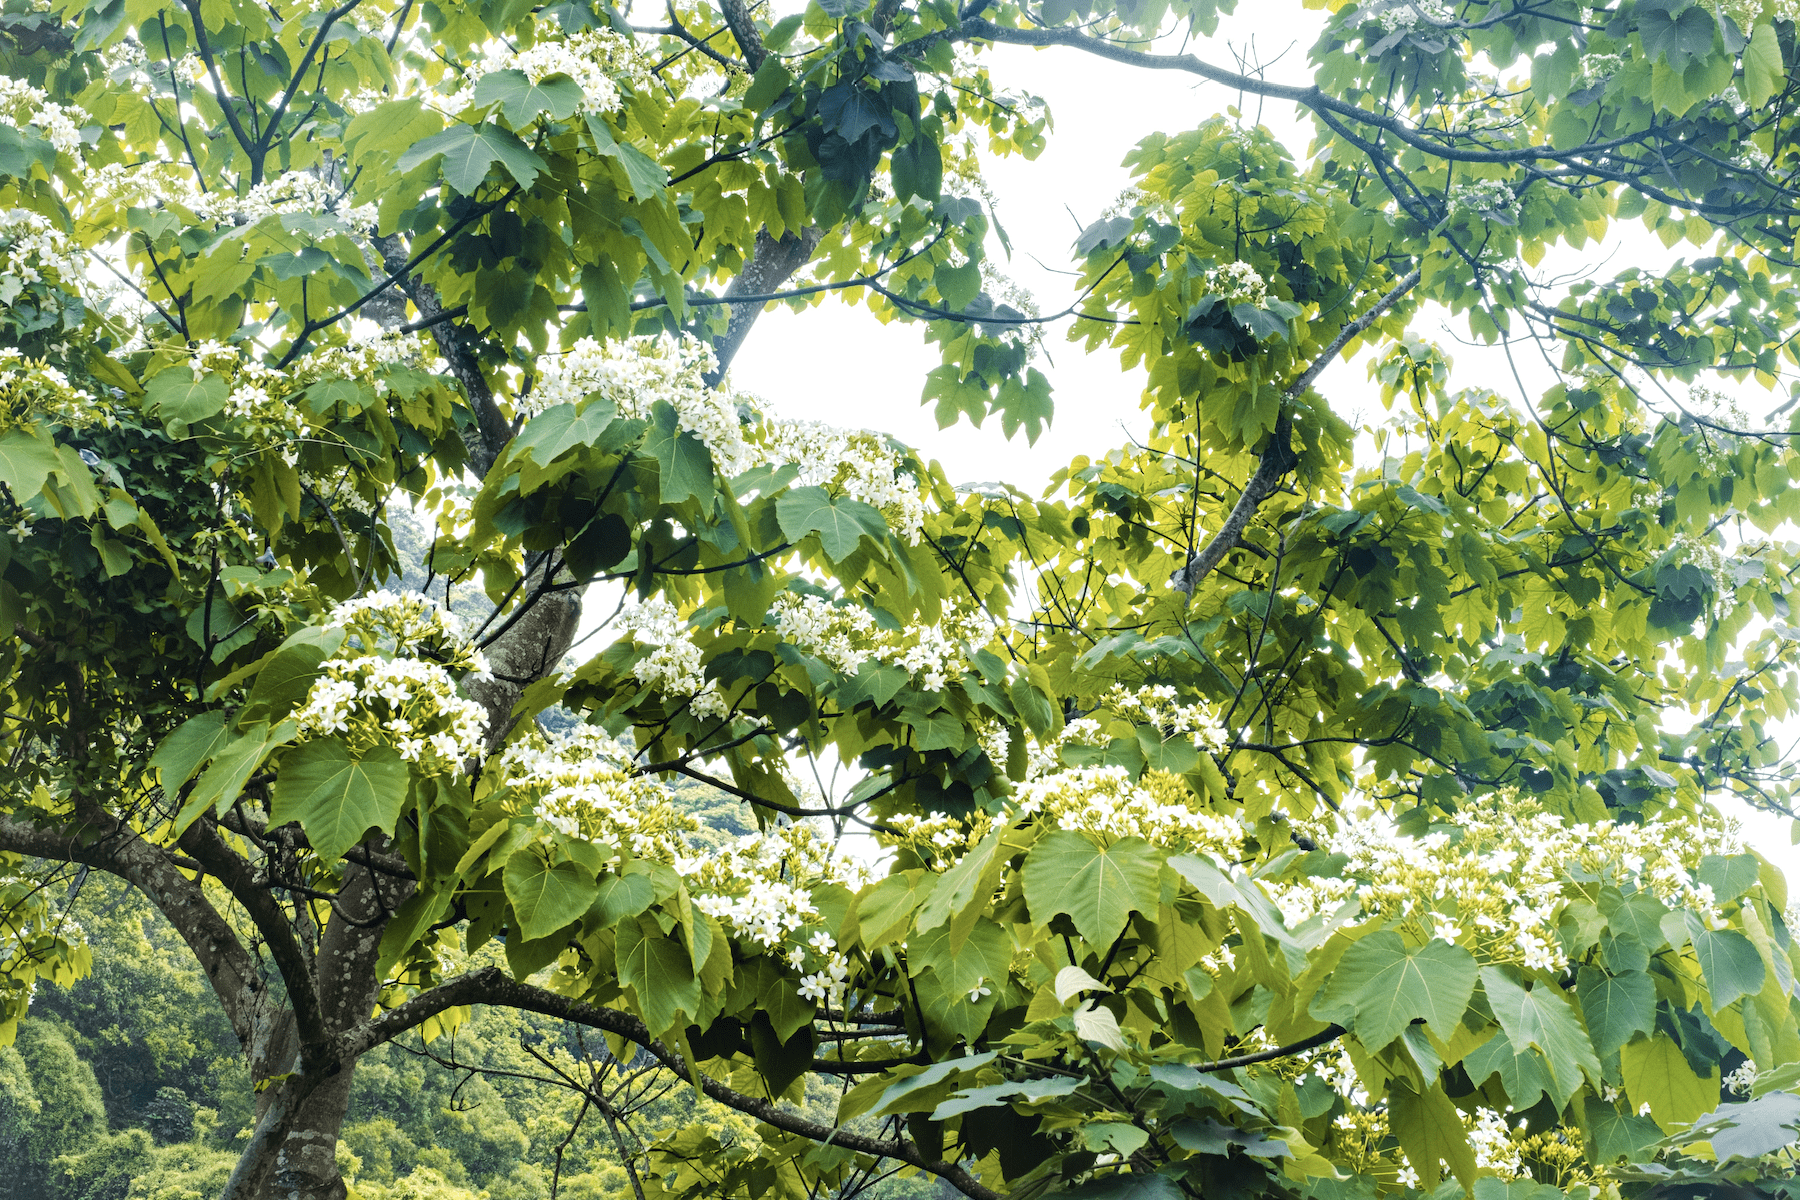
(716, 0), (765, 70)
(1169, 267), (1422, 596)
(179, 818), (329, 1058)
(1195, 1025), (1344, 1073)
(373, 233), (513, 476)
(338, 968), (1003, 1200)
(703, 226), (824, 385)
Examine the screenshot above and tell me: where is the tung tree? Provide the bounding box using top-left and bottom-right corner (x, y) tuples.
(4, 0), (1800, 1197)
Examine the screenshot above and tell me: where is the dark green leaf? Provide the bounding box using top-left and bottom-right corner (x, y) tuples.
(775, 485), (887, 562)
(1022, 830), (1163, 946)
(268, 739), (411, 862)
(1311, 932), (1477, 1050)
(503, 848), (598, 941)
(398, 122), (547, 191)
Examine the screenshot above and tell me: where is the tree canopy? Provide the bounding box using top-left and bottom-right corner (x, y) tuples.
(5, 0), (1800, 1196)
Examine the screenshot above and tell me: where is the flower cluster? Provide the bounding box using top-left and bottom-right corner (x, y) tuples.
(1202, 261), (1268, 307)
(201, 171), (376, 228)
(458, 28), (646, 116)
(78, 162), (373, 229)
(1710, 0), (1800, 28)
(884, 809), (1003, 870)
(1103, 683), (1229, 751)
(768, 592), (988, 692)
(682, 821), (870, 1007)
(1017, 766), (1248, 854)
(168, 332), (433, 458)
(0, 351), (105, 432)
(292, 592), (492, 773)
(1376, 0), (1453, 32)
(1274, 799), (1745, 973)
(794, 930), (853, 1008)
(520, 334), (756, 474)
(221, 367), (311, 448)
(758, 420), (926, 541)
(78, 160), (207, 219)
(0, 78), (86, 156)
(0, 209), (81, 295)
(325, 589), (489, 672)
(615, 597), (730, 718)
(495, 726), (698, 857)
(519, 338), (933, 543)
(1576, 53), (1624, 90)
(768, 592), (874, 674)
(1448, 179), (1519, 223)
(1327, 1102), (1525, 1187)
(295, 656), (489, 773)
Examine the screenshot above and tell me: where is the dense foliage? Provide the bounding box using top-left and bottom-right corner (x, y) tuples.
(7, 0), (1800, 1196)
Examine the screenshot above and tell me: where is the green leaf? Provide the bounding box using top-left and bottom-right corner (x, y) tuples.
(1698, 852), (1762, 903)
(267, 738), (411, 862)
(868, 1051), (998, 1117)
(1053, 1174), (1184, 1200)
(1463, 1030), (1554, 1110)
(0, 426), (61, 500)
(775, 485), (888, 562)
(144, 370), (229, 425)
(502, 848), (598, 941)
(1008, 673), (1055, 736)
(891, 136), (943, 202)
(584, 114), (668, 200)
(1692, 928), (1765, 1009)
(1681, 1091), (1800, 1158)
(592, 870), (657, 925)
(1620, 1034), (1718, 1133)
(511, 399), (617, 467)
(761, 14), (804, 51)
(1745, 21), (1784, 107)
(242, 626), (346, 721)
(1480, 966), (1602, 1107)
(150, 710), (233, 793)
(174, 720), (298, 837)
(1311, 932), (1477, 1051)
(1650, 60), (1693, 115)
(471, 67), (583, 126)
(1071, 1000), (1128, 1052)
(1022, 830), (1163, 947)
(931, 1076), (1082, 1120)
(1585, 1094), (1663, 1163)
(1388, 1081), (1475, 1188)
(915, 827), (1003, 935)
(645, 401), (714, 504)
(1168, 1119), (1291, 1158)
(398, 122), (547, 192)
(1575, 966), (1656, 1058)
(936, 262), (981, 310)
(616, 916), (701, 1036)
(910, 918), (1011, 1040)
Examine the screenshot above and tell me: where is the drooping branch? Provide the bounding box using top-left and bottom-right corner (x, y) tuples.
(950, 18), (1673, 172)
(1169, 267), (1422, 596)
(0, 811), (267, 1054)
(338, 967), (1004, 1200)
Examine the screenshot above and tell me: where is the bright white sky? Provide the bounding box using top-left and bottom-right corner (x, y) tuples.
(718, 9), (1800, 873)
